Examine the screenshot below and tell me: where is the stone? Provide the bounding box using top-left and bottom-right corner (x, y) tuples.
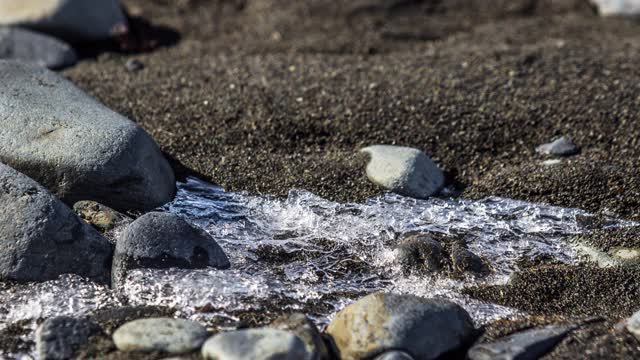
(0, 162), (112, 282)
(450, 245), (490, 275)
(0, 60), (176, 211)
(73, 200), (131, 234)
(125, 58), (144, 72)
(374, 351), (415, 360)
(626, 309), (640, 340)
(326, 292), (475, 360)
(0, 0), (128, 42)
(535, 136), (579, 156)
(270, 313), (330, 360)
(0, 27), (76, 69)
(360, 145), (445, 199)
(36, 316), (98, 360)
(467, 324), (574, 360)
(394, 234), (443, 273)
(112, 212), (230, 287)
(591, 0), (640, 16)
(113, 317), (208, 354)
(201, 328), (311, 360)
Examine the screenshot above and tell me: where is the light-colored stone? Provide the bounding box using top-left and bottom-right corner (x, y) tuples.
(374, 351), (414, 360)
(0, 162), (112, 282)
(591, 0), (640, 16)
(536, 137), (578, 157)
(0, 0), (128, 41)
(113, 318), (208, 354)
(0, 27), (76, 69)
(0, 60), (175, 211)
(270, 313), (330, 360)
(360, 145), (444, 199)
(626, 310), (640, 340)
(201, 328), (311, 360)
(326, 292), (475, 360)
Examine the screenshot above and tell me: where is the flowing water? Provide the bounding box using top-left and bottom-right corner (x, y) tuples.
(0, 177), (635, 358)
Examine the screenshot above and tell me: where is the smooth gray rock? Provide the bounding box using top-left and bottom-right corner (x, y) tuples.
(0, 0), (127, 41)
(35, 316), (97, 360)
(270, 313), (330, 360)
(0, 60), (175, 211)
(535, 137), (578, 156)
(374, 351), (415, 360)
(626, 309), (640, 340)
(326, 292), (475, 360)
(0, 27), (76, 69)
(0, 162), (112, 282)
(361, 145), (444, 199)
(113, 317), (208, 354)
(201, 328), (311, 360)
(468, 324), (574, 360)
(394, 234), (443, 273)
(112, 212), (230, 287)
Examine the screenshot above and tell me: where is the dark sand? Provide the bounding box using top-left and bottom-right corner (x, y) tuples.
(6, 0), (640, 358)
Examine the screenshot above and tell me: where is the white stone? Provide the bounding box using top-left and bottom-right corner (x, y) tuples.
(201, 328), (311, 360)
(360, 145), (444, 199)
(591, 0), (640, 16)
(113, 318), (208, 354)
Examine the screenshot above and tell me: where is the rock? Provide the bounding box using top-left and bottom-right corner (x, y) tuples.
(450, 245), (490, 275)
(113, 317), (208, 354)
(591, 0), (640, 16)
(394, 234), (443, 273)
(73, 200), (131, 234)
(270, 313), (330, 360)
(201, 328), (311, 360)
(326, 292), (475, 360)
(125, 58), (144, 72)
(112, 212), (230, 286)
(0, 60), (176, 211)
(36, 316), (98, 360)
(374, 351), (415, 360)
(0, 0), (128, 42)
(626, 309), (640, 340)
(360, 145), (444, 199)
(467, 324), (574, 360)
(0, 162), (112, 282)
(0, 27), (76, 69)
(535, 136), (579, 157)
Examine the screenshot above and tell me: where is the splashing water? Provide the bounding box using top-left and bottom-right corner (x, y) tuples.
(1, 177), (634, 357)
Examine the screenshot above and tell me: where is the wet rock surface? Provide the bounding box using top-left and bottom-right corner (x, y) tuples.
(0, 162), (112, 282)
(393, 234), (444, 274)
(269, 313), (330, 360)
(536, 136), (579, 157)
(113, 317), (208, 354)
(35, 316), (98, 360)
(201, 328), (311, 360)
(74, 200), (131, 235)
(0, 27), (76, 69)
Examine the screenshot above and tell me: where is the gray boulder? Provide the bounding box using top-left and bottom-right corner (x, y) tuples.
(0, 162), (112, 282)
(270, 313), (330, 360)
(0, 60), (175, 211)
(0, 0), (127, 42)
(35, 316), (98, 360)
(360, 145), (444, 199)
(201, 328), (312, 360)
(326, 292), (475, 360)
(113, 318), (208, 354)
(112, 212), (230, 287)
(0, 27), (76, 69)
(535, 137), (578, 157)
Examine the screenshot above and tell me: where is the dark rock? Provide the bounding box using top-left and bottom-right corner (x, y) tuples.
(73, 200), (131, 234)
(450, 245), (490, 275)
(536, 136), (579, 157)
(0, 27), (76, 69)
(394, 234), (443, 273)
(0, 162), (112, 282)
(0, 60), (176, 211)
(35, 316), (99, 360)
(270, 313), (330, 360)
(468, 324), (574, 360)
(112, 212), (230, 287)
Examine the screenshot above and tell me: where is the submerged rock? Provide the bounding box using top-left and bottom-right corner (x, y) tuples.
(0, 162), (112, 282)
(201, 328), (311, 360)
(450, 245), (490, 276)
(467, 324), (574, 360)
(591, 0), (640, 16)
(326, 292), (475, 360)
(0, 0), (128, 41)
(113, 318), (208, 354)
(0, 27), (76, 69)
(360, 145), (444, 199)
(394, 234), (444, 273)
(270, 313), (330, 360)
(35, 316), (98, 360)
(536, 137), (579, 157)
(0, 60), (176, 211)
(112, 212), (230, 287)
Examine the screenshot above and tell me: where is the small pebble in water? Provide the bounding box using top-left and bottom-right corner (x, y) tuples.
(126, 58), (144, 72)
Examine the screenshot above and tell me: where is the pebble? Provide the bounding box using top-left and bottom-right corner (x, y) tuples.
(467, 324), (574, 360)
(394, 234), (443, 273)
(0, 162), (112, 282)
(0, 60), (176, 211)
(0, 0), (128, 41)
(326, 292), (475, 360)
(360, 145), (445, 199)
(536, 136), (579, 156)
(0, 27), (76, 69)
(270, 313), (330, 360)
(113, 318), (208, 354)
(374, 351), (415, 360)
(201, 328), (311, 360)
(450, 245), (490, 276)
(36, 316), (97, 360)
(111, 212), (230, 287)
(626, 309), (640, 340)
(591, 0), (640, 16)
(126, 59), (144, 72)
